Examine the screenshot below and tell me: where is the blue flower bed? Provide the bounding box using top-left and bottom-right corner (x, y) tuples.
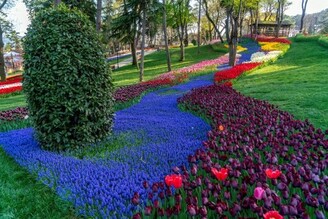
(0, 74), (213, 218)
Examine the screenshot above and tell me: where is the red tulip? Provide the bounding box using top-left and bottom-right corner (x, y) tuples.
(165, 174), (183, 189)
(263, 210), (283, 219)
(265, 169), (281, 179)
(211, 167), (228, 181)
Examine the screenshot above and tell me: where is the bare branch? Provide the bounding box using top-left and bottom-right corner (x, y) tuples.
(0, 0), (8, 10)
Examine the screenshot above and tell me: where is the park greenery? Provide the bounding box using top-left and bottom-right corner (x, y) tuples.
(0, 0), (327, 218)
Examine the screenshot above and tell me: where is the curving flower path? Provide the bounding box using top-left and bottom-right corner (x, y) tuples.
(0, 44), (260, 218)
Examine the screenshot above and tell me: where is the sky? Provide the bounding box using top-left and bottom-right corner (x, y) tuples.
(5, 0), (328, 36)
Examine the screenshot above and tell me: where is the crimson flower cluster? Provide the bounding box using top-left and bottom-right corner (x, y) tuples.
(256, 37), (291, 45)
(214, 62), (262, 84)
(134, 84), (327, 218)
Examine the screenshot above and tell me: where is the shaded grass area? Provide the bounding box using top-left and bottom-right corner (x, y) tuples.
(234, 39), (328, 131)
(0, 148), (76, 219)
(112, 44), (226, 86)
(0, 94), (26, 111)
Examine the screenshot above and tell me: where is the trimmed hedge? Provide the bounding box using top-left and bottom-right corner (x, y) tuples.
(23, 5), (114, 151)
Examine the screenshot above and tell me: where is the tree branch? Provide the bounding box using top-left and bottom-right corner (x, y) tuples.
(0, 0), (8, 10)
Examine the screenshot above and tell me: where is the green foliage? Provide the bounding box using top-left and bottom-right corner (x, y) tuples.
(234, 39), (328, 131)
(23, 5), (114, 151)
(23, 0), (96, 23)
(318, 35), (328, 48)
(294, 33), (320, 42)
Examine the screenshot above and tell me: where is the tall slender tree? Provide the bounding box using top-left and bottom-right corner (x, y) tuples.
(300, 0), (309, 33)
(139, 0), (147, 82)
(197, 0), (201, 53)
(0, 0), (8, 81)
(163, 0), (172, 71)
(202, 0), (224, 43)
(96, 0), (102, 32)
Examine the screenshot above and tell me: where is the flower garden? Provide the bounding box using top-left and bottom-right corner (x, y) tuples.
(0, 36), (327, 219)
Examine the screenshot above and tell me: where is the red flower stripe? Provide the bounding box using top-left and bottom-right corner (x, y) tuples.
(214, 62), (262, 83)
(0, 86), (22, 95)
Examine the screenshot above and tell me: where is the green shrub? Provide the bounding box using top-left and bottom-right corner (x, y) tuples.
(294, 34), (320, 42)
(318, 35), (328, 48)
(23, 5), (114, 151)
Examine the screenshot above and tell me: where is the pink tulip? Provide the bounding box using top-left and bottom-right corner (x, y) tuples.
(254, 187), (265, 200)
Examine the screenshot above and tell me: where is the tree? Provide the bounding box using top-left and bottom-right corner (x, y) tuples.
(202, 0), (224, 43)
(0, 0), (10, 81)
(163, 0), (172, 71)
(96, 0), (102, 32)
(275, 0), (291, 37)
(261, 0), (276, 21)
(197, 0), (201, 53)
(170, 0), (192, 61)
(139, 0), (147, 82)
(222, 0), (243, 66)
(300, 0), (309, 33)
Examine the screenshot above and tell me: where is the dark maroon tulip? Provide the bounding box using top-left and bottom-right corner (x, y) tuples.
(289, 205), (298, 216)
(152, 184), (158, 192)
(282, 190), (289, 199)
(277, 182), (287, 190)
(202, 197), (209, 205)
(199, 206), (207, 217)
(158, 208), (165, 216)
(306, 196), (319, 207)
(144, 206), (152, 216)
(153, 200), (159, 208)
(132, 193), (139, 205)
(158, 191), (165, 199)
(191, 165), (198, 175)
(148, 192), (154, 200)
(318, 195), (325, 204)
(132, 213), (142, 219)
(142, 181), (149, 189)
(175, 193), (182, 203)
(224, 191), (231, 199)
(187, 205), (197, 216)
(280, 205), (289, 215)
(173, 203), (181, 215)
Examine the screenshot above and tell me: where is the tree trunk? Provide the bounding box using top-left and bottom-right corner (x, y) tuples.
(177, 26), (185, 61)
(184, 25), (189, 47)
(229, 18), (238, 66)
(163, 0), (171, 71)
(197, 0), (201, 54)
(300, 0), (308, 33)
(131, 41), (138, 67)
(139, 3), (146, 82)
(96, 0), (102, 32)
(225, 8), (230, 42)
(0, 24), (6, 81)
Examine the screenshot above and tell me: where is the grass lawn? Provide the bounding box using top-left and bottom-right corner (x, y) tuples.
(0, 148), (76, 219)
(234, 39), (328, 131)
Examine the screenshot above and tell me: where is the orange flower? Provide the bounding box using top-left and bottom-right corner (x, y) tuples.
(218, 125), (224, 131)
(263, 210), (283, 219)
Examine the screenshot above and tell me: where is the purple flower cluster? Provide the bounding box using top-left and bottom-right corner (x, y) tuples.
(157, 84), (326, 217)
(0, 74), (214, 218)
(0, 107), (28, 121)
